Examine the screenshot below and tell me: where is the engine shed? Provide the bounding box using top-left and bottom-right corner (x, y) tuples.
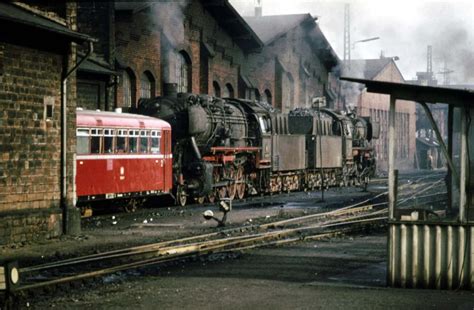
(341, 77), (474, 290)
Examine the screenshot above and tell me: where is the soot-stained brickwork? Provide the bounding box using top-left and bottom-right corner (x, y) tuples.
(0, 2), (87, 245)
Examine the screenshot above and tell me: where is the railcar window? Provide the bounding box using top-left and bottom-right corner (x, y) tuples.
(129, 130), (139, 153)
(116, 129), (127, 153)
(103, 129), (114, 153)
(151, 130), (161, 154)
(77, 129), (90, 154)
(90, 128), (101, 154)
(139, 130), (148, 153)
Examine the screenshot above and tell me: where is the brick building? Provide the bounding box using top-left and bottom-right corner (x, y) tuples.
(76, 1), (338, 112)
(244, 14), (340, 112)
(76, 0), (260, 110)
(0, 2), (92, 244)
(344, 58), (417, 172)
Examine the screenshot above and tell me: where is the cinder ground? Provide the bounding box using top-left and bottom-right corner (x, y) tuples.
(3, 180), (474, 309)
(23, 235), (474, 309)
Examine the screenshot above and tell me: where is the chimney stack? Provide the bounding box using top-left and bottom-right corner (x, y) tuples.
(255, 0), (262, 17)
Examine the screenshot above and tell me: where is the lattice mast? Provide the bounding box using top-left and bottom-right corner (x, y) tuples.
(343, 3), (351, 66)
(427, 45), (433, 79)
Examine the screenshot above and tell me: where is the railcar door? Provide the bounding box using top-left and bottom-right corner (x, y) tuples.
(149, 129), (164, 191)
(162, 129), (172, 192)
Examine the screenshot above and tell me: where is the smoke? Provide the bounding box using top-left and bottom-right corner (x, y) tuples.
(153, 0), (187, 48)
(152, 1), (188, 84)
(230, 0), (474, 85)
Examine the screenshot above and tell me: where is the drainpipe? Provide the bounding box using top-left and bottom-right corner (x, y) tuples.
(61, 41), (93, 235)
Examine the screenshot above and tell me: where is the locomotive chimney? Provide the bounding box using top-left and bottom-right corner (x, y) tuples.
(255, 0), (262, 17)
(163, 83), (178, 97)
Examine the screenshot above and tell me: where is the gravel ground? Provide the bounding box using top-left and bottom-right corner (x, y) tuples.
(21, 235), (474, 309)
(5, 177), (471, 309)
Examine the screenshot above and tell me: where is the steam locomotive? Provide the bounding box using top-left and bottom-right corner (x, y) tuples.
(136, 93), (379, 206)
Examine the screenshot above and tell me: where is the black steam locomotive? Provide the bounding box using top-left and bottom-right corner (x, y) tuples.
(136, 93), (378, 206)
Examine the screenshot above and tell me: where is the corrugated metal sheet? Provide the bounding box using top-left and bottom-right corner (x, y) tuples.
(388, 223), (474, 290)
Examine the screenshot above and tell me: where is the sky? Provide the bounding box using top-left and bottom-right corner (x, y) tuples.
(229, 0), (474, 85)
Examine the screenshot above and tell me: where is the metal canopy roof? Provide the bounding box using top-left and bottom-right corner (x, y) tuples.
(340, 77), (474, 106)
(78, 59), (117, 76)
(0, 3), (94, 43)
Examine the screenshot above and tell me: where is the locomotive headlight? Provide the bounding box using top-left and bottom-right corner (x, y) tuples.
(10, 266), (19, 285)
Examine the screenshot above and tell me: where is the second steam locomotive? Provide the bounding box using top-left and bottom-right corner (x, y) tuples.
(136, 93), (379, 206)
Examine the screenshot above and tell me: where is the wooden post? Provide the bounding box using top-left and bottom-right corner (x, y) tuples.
(447, 105), (453, 212)
(388, 96), (396, 220)
(459, 105), (468, 223)
(419, 102), (459, 183)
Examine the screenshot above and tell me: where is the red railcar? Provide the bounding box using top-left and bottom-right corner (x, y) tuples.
(75, 109), (172, 211)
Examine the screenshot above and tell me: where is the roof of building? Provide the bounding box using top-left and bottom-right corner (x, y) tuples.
(115, 0), (263, 51)
(244, 13), (340, 69)
(244, 14), (310, 44)
(348, 58), (394, 80)
(0, 2), (93, 43)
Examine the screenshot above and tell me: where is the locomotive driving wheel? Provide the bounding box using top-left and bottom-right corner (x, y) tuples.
(176, 185), (187, 207)
(235, 166), (246, 200)
(218, 185), (228, 199)
(123, 199), (138, 213)
(226, 166), (236, 200)
(195, 196), (205, 205)
(207, 192), (216, 203)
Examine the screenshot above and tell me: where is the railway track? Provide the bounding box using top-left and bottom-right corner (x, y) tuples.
(5, 171), (447, 303)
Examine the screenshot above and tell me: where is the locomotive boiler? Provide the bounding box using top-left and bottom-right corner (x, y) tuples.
(136, 93), (272, 206)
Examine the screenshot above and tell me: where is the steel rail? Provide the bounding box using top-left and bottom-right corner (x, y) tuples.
(17, 173), (445, 294)
(22, 174), (443, 273)
(17, 210), (387, 291)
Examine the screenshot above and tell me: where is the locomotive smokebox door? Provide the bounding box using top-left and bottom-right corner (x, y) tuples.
(188, 105), (209, 136)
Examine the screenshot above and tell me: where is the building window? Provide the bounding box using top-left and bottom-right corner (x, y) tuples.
(140, 71), (155, 99)
(224, 83), (234, 98)
(254, 89), (261, 101)
(264, 89), (272, 105)
(177, 51), (192, 93)
(213, 81), (221, 97)
(282, 72), (294, 110)
(123, 69), (136, 108)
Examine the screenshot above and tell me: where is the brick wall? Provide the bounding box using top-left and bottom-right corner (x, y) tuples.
(0, 2), (80, 245)
(77, 79), (107, 111)
(115, 1), (250, 107)
(0, 42), (64, 244)
(115, 7), (161, 108)
(247, 24), (329, 112)
(358, 62), (417, 172)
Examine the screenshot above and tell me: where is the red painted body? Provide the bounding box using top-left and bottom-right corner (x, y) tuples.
(76, 110), (172, 201)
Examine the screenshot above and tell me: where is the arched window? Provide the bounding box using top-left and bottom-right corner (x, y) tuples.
(282, 72), (294, 110)
(224, 83), (234, 98)
(254, 89), (261, 101)
(177, 50), (192, 93)
(123, 69), (136, 108)
(140, 71), (155, 99)
(264, 89), (272, 105)
(213, 81), (221, 97)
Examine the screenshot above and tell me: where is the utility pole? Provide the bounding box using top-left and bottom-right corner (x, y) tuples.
(343, 3), (350, 68)
(254, 0), (262, 17)
(438, 58), (454, 85)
